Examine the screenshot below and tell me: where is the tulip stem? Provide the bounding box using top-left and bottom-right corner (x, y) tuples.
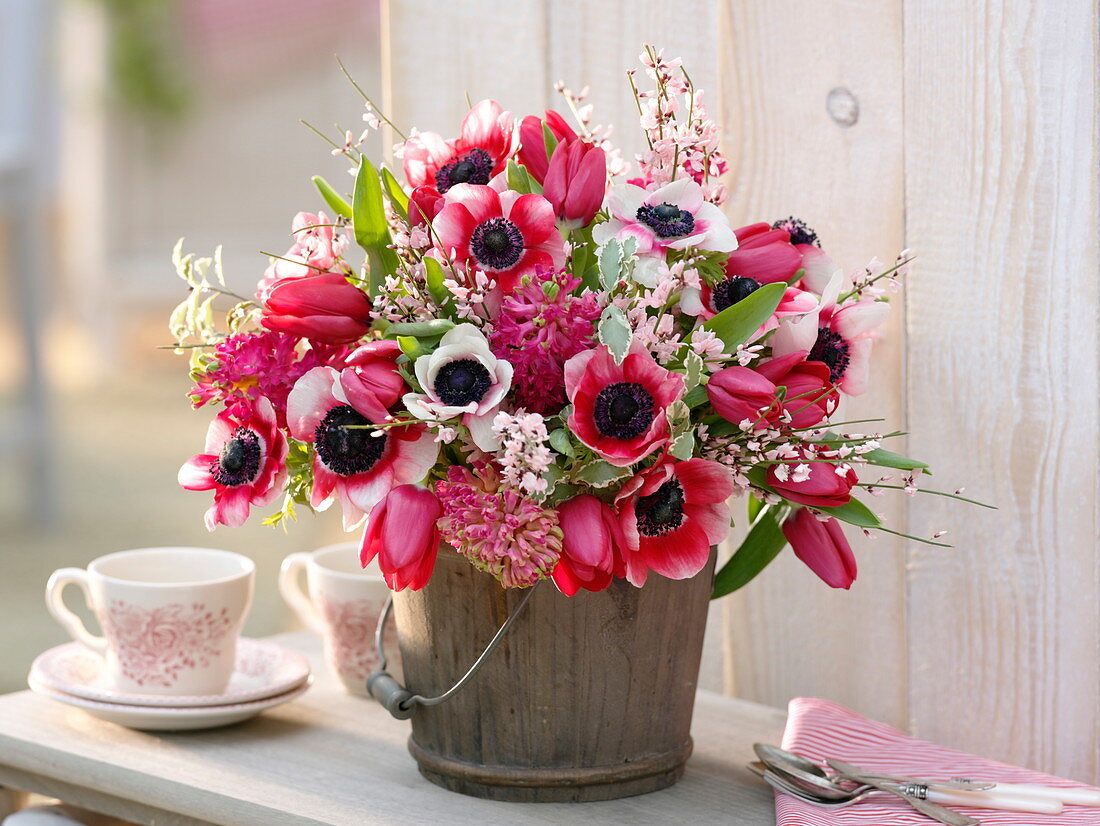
(858, 483), (996, 509)
(299, 119), (343, 152)
(873, 526), (953, 548)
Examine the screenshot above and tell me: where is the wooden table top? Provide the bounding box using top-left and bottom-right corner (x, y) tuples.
(0, 632), (785, 825)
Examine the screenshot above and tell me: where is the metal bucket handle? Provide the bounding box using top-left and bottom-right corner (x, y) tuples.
(366, 583), (539, 719)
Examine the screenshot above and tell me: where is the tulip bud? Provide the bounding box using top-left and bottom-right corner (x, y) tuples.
(706, 366), (780, 428)
(552, 494), (619, 596)
(408, 185), (444, 228)
(517, 110), (578, 184)
(782, 508), (857, 589)
(261, 273), (371, 346)
(542, 140), (607, 229)
(359, 484), (443, 591)
(767, 453), (858, 508)
(754, 352), (838, 428)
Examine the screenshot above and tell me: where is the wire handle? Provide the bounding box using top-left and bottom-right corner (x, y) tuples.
(366, 582), (540, 720)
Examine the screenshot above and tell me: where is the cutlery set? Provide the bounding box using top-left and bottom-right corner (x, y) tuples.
(751, 743), (1100, 824)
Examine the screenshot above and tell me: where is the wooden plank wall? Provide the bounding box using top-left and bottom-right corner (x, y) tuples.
(384, 0), (1100, 781)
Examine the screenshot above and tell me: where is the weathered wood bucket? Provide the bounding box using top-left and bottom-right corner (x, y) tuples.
(388, 546), (716, 802)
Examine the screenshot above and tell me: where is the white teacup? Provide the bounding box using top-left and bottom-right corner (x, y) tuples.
(279, 542), (398, 695)
(46, 547), (255, 696)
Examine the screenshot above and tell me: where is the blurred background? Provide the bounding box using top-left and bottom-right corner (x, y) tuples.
(0, 0), (385, 692)
(1, 0), (1096, 785)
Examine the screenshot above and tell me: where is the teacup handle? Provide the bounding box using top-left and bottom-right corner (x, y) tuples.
(45, 568), (108, 654)
(278, 553), (322, 633)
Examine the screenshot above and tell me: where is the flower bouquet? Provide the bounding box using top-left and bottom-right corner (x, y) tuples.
(170, 48), (973, 800)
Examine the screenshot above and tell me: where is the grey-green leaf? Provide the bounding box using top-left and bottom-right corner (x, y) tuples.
(574, 460), (633, 488)
(597, 305), (632, 364)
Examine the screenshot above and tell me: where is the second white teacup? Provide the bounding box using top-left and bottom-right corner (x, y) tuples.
(279, 542), (398, 695)
(45, 547), (255, 696)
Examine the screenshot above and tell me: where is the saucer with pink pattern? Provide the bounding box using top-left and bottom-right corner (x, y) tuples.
(29, 638), (311, 708)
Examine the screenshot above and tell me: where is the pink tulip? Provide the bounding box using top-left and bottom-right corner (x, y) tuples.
(517, 110), (578, 184)
(767, 452), (858, 508)
(724, 222), (804, 285)
(782, 508), (857, 589)
(754, 352), (838, 428)
(359, 485), (443, 591)
(706, 366), (780, 428)
(261, 273), (371, 346)
(552, 495), (620, 596)
(339, 340), (406, 423)
(542, 139), (607, 229)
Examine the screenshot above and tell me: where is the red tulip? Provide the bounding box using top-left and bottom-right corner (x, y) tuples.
(359, 484), (442, 591)
(706, 366), (780, 428)
(766, 452), (858, 508)
(782, 508), (857, 589)
(754, 352), (838, 428)
(724, 222), (804, 284)
(542, 139), (607, 229)
(552, 495), (619, 596)
(408, 185), (444, 228)
(517, 110), (578, 184)
(261, 273), (371, 345)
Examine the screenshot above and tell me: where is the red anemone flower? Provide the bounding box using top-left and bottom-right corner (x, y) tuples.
(564, 341), (685, 467)
(178, 396), (288, 531)
(616, 458), (734, 587)
(432, 184), (566, 292)
(286, 366), (439, 530)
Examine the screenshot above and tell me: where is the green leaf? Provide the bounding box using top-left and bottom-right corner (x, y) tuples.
(312, 176), (353, 220)
(542, 122), (559, 159)
(747, 495), (763, 523)
(817, 496), (882, 528)
(574, 460), (633, 488)
(353, 156), (389, 250)
(597, 305), (632, 364)
(365, 246), (400, 296)
(386, 319), (456, 338)
(712, 506), (788, 598)
(397, 336), (426, 359)
(507, 160), (541, 195)
(380, 167), (409, 221)
(683, 384), (709, 409)
(669, 430), (695, 460)
(423, 257), (454, 312)
(861, 447), (931, 473)
(702, 281), (786, 352)
(548, 428), (576, 458)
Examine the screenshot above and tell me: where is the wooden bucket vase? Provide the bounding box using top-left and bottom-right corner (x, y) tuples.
(389, 547), (716, 802)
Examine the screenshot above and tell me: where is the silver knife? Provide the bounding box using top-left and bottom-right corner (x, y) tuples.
(828, 759), (980, 826)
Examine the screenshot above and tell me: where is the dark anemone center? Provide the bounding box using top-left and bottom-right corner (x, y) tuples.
(434, 147), (494, 193)
(593, 382), (655, 440)
(772, 216), (820, 248)
(636, 479), (686, 536)
(469, 217), (524, 270)
(434, 358), (493, 407)
(211, 428), (262, 486)
(711, 276), (760, 313)
(314, 405), (387, 477)
(808, 328), (851, 383)
(636, 202), (696, 239)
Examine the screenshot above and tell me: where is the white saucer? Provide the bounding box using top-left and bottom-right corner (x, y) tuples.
(29, 638), (311, 708)
(28, 674), (312, 731)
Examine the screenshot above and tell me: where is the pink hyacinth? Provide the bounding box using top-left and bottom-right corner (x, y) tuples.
(189, 330), (348, 427)
(489, 269), (601, 414)
(435, 463), (562, 588)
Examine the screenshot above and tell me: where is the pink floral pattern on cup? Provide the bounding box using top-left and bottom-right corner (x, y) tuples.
(101, 600), (234, 688)
(316, 595), (398, 684)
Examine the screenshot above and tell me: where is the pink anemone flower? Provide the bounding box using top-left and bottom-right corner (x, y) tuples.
(770, 272), (890, 396)
(178, 396), (288, 531)
(592, 178), (737, 256)
(564, 341), (685, 467)
(401, 100), (517, 194)
(432, 184), (566, 292)
(287, 366), (439, 530)
(615, 458), (734, 587)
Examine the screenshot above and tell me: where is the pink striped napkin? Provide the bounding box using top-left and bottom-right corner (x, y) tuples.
(775, 697), (1100, 824)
